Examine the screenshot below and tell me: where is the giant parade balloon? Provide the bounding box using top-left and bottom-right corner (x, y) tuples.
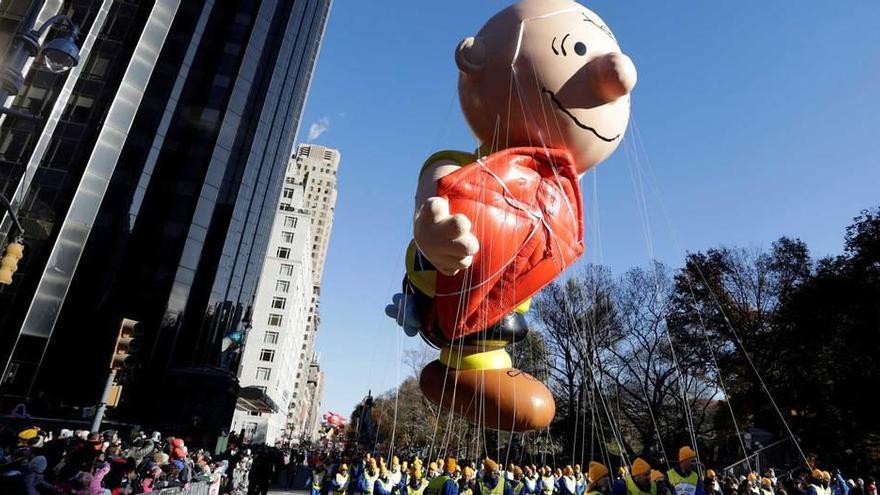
(386, 0), (636, 432)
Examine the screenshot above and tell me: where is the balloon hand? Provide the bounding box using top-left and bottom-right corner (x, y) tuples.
(384, 293), (421, 337)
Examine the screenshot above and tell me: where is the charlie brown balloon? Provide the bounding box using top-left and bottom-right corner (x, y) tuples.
(386, 0), (636, 432)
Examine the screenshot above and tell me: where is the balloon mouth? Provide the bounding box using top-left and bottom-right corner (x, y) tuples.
(541, 87), (621, 142)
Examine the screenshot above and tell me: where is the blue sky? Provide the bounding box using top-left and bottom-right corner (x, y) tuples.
(295, 1), (880, 417)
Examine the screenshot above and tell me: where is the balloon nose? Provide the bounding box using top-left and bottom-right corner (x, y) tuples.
(587, 52), (637, 103)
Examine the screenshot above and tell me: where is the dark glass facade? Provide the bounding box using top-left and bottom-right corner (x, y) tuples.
(0, 0), (331, 434)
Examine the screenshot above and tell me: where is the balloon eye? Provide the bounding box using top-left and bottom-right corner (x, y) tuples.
(574, 42), (587, 56)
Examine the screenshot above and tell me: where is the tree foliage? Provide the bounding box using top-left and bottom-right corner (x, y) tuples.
(354, 206), (880, 474)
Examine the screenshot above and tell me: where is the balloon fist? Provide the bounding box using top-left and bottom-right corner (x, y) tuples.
(414, 196), (479, 276)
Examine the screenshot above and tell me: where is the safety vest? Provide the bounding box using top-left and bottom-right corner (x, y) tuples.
(314, 470), (327, 490)
(407, 479), (430, 495)
(512, 480), (525, 495)
(377, 477), (395, 494)
(525, 477), (538, 493)
(335, 474), (350, 494)
(480, 478), (506, 495)
(561, 476), (577, 495)
(760, 488), (773, 495)
(426, 475), (452, 495)
(542, 476), (556, 495)
(666, 470), (699, 495)
(625, 477), (657, 495)
(364, 471), (380, 494)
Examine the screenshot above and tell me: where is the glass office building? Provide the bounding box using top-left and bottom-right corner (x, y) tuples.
(0, 0), (332, 433)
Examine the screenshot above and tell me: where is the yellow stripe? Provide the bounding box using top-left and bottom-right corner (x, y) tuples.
(439, 346), (512, 370)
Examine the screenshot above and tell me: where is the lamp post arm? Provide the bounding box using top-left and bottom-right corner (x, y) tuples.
(34, 15), (79, 38)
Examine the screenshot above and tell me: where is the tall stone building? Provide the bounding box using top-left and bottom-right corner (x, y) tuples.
(230, 160), (313, 445)
(285, 143), (338, 441)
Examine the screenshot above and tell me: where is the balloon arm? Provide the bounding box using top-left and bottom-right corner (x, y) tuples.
(413, 160), (461, 223)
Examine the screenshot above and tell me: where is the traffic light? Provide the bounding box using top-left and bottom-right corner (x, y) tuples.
(0, 240), (24, 285)
(110, 318), (143, 371)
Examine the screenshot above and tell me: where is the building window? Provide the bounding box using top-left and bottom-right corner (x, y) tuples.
(283, 216), (297, 228)
(283, 188), (295, 199)
(271, 297), (286, 309)
(260, 349), (275, 362)
(275, 280), (290, 293)
(267, 314), (283, 326)
(276, 247), (290, 259)
(256, 367), (271, 380)
(281, 231), (294, 243)
(264, 331), (279, 344)
(279, 264), (294, 276)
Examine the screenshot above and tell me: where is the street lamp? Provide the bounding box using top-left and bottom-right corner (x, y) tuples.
(0, 1), (82, 119)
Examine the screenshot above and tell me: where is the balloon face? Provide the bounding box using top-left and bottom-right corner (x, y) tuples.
(457, 0), (636, 174)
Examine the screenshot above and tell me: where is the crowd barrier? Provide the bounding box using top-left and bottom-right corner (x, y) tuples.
(153, 481), (214, 495)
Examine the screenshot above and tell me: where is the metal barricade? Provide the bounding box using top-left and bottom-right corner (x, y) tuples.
(153, 481), (214, 495)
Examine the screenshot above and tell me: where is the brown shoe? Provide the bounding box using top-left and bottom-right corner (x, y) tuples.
(419, 359), (555, 432)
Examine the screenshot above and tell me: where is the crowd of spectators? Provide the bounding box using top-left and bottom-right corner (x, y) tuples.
(0, 426), (280, 494)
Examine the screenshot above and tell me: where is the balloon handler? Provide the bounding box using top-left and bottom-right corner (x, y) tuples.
(386, 0), (637, 432)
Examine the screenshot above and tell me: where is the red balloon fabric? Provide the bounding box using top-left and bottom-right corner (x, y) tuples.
(431, 147), (584, 340)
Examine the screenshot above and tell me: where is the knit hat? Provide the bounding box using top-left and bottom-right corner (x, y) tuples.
(650, 470), (664, 482)
(762, 478), (772, 487)
(484, 458), (499, 472)
(429, 462), (438, 472)
(340, 464), (349, 471)
(514, 466), (523, 478)
(706, 469), (717, 480)
(813, 470), (823, 480)
(678, 446), (697, 462)
(445, 457), (457, 474)
(631, 458), (651, 477)
(18, 428), (39, 441)
(588, 462), (609, 482)
(748, 473), (758, 482)
(464, 466), (475, 479)
(822, 472), (831, 482)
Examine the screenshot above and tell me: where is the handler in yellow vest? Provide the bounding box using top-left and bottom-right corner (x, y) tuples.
(425, 458), (460, 495)
(540, 467), (556, 495)
(587, 462), (611, 495)
(332, 464), (350, 495)
(361, 459), (381, 495)
(404, 459), (430, 495)
(613, 458), (655, 495)
(475, 459), (515, 495)
(666, 447), (705, 495)
(511, 466), (526, 495)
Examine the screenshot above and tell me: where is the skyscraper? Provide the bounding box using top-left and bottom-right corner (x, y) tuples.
(284, 143), (339, 440)
(0, 0), (333, 437)
(230, 159), (314, 446)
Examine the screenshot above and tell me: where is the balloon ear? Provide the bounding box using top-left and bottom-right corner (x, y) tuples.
(455, 37), (486, 73)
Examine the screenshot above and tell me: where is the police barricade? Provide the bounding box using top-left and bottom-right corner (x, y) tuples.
(153, 481), (214, 495)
